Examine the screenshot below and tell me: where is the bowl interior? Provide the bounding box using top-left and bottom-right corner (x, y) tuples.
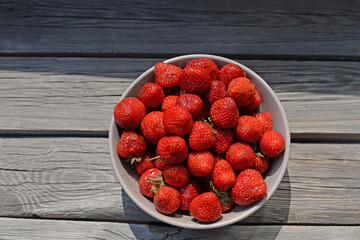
(109, 54), (290, 229)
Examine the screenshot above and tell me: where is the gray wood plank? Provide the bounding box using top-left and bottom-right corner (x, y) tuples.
(0, 218), (359, 240)
(0, 57), (359, 137)
(0, 137), (359, 224)
(1, 0), (360, 58)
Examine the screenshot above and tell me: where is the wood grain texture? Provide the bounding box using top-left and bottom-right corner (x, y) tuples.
(0, 57), (359, 136)
(1, 218), (360, 240)
(1, 0), (360, 58)
(0, 137), (359, 224)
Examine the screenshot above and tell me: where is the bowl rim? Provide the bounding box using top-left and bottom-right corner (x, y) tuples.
(109, 54), (291, 229)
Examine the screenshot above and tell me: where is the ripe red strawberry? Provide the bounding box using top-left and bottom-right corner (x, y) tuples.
(179, 66), (211, 93)
(254, 112), (273, 133)
(155, 62), (182, 89)
(195, 102), (210, 122)
(222, 200), (235, 212)
(134, 152), (156, 175)
(254, 153), (270, 174)
(226, 142), (255, 171)
(212, 159), (236, 191)
(186, 57), (219, 81)
(189, 121), (216, 151)
(157, 136), (188, 165)
(178, 181), (203, 211)
(209, 181), (234, 212)
(213, 154), (225, 163)
(117, 130), (147, 159)
(141, 111), (167, 144)
(241, 88), (261, 112)
(163, 105), (193, 136)
(231, 169), (267, 206)
(139, 82), (164, 108)
(189, 192), (222, 222)
(114, 97), (146, 130)
(187, 150), (215, 177)
(211, 127), (234, 154)
(204, 80), (227, 106)
(210, 97), (239, 129)
(260, 130), (285, 158)
(227, 77), (256, 107)
(219, 64), (246, 86)
(153, 153), (167, 170)
(176, 93), (203, 120)
(161, 95), (178, 112)
(163, 164), (190, 188)
(139, 168), (164, 198)
(235, 115), (262, 144)
(154, 186), (180, 214)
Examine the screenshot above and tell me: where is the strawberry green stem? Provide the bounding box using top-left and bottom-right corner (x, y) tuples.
(148, 156), (160, 161)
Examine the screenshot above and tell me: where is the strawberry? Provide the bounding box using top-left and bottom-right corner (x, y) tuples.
(176, 93), (203, 120)
(186, 57), (219, 81)
(210, 97), (239, 129)
(189, 192), (222, 222)
(156, 136), (188, 165)
(189, 121), (216, 151)
(226, 142), (255, 171)
(196, 102), (210, 122)
(254, 153), (270, 175)
(154, 156), (167, 170)
(161, 95), (178, 112)
(179, 66), (211, 93)
(211, 127), (234, 154)
(260, 130), (285, 158)
(227, 77), (256, 107)
(254, 112), (273, 133)
(114, 97), (146, 130)
(117, 130), (147, 159)
(231, 169), (267, 206)
(139, 82), (164, 108)
(163, 105), (193, 136)
(204, 80), (227, 106)
(235, 115), (262, 144)
(211, 159), (236, 191)
(241, 88), (261, 112)
(138, 168), (164, 198)
(154, 186), (180, 214)
(178, 181), (204, 211)
(155, 62), (182, 89)
(187, 150), (215, 177)
(219, 64), (246, 86)
(163, 164), (190, 188)
(213, 154), (225, 163)
(209, 181), (234, 213)
(134, 152), (156, 175)
(141, 111), (167, 144)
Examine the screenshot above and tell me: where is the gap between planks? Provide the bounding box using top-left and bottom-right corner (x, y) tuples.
(1, 215), (359, 227)
(0, 130), (359, 143)
(0, 53), (359, 62)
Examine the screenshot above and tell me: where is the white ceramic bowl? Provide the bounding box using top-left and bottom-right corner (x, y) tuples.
(109, 54), (290, 229)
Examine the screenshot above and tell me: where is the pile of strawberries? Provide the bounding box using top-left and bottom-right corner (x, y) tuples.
(114, 57), (285, 223)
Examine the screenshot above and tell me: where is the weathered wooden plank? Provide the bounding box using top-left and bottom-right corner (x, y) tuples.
(0, 57), (359, 136)
(1, 218), (360, 240)
(0, 58), (360, 137)
(1, 0), (360, 58)
(0, 137), (359, 224)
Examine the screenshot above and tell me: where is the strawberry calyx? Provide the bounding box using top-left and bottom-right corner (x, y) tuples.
(129, 156), (142, 165)
(203, 117), (218, 140)
(210, 181), (233, 206)
(148, 172), (165, 193)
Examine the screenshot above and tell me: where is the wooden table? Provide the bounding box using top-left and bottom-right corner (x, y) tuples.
(1, 1), (359, 239)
